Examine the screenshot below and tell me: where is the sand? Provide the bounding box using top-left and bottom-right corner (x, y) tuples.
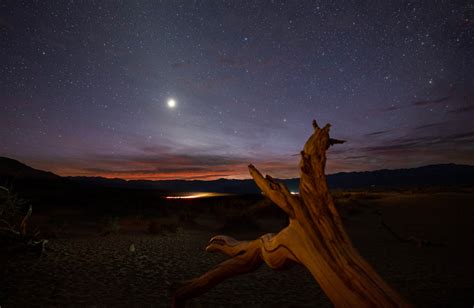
(1, 191), (473, 307)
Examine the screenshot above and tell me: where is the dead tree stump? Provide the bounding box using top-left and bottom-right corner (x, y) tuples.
(173, 120), (412, 307)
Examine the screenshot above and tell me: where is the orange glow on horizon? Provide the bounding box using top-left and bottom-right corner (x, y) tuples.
(50, 161), (306, 180)
(30, 155), (363, 181)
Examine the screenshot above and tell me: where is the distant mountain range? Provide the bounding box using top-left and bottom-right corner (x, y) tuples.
(1, 156), (473, 193)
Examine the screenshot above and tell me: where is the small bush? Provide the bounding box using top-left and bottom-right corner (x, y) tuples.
(219, 213), (260, 232)
(178, 212), (196, 224)
(0, 186), (26, 224)
(354, 192), (382, 200)
(147, 219), (178, 235)
(246, 199), (285, 219)
(331, 189), (352, 200)
(101, 216), (120, 235)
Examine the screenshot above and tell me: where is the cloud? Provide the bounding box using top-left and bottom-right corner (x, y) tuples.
(377, 105), (402, 112)
(414, 122), (447, 130)
(344, 155), (368, 160)
(360, 131), (474, 155)
(412, 96), (451, 106)
(49, 147), (299, 180)
(324, 128), (474, 173)
(79, 165), (237, 180)
(376, 87), (469, 114)
(365, 130), (392, 136)
(448, 104), (474, 114)
(21, 127), (474, 180)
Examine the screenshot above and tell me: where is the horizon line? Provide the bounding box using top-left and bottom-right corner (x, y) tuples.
(1, 156), (470, 182)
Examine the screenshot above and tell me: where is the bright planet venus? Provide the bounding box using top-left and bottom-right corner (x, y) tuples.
(167, 99), (177, 109)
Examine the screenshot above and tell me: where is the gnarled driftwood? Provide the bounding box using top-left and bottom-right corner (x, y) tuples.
(173, 120), (411, 307)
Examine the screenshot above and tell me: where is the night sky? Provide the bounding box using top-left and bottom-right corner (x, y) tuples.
(1, 1), (473, 180)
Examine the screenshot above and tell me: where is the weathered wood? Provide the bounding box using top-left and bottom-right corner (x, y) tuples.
(173, 120), (412, 307)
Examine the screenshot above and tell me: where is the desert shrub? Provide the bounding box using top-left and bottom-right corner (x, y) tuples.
(210, 197), (256, 219)
(42, 217), (68, 238)
(147, 219), (178, 235)
(333, 195), (354, 208)
(219, 212), (260, 233)
(0, 187), (47, 256)
(353, 192), (382, 200)
(331, 189), (352, 200)
(0, 186), (26, 224)
(178, 210), (197, 224)
(102, 216), (120, 235)
(246, 198), (285, 219)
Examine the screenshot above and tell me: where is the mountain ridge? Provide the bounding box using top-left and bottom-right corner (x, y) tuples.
(1, 156), (473, 193)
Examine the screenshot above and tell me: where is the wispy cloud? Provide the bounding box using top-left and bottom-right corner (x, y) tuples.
(412, 95), (451, 106)
(48, 148), (299, 180)
(365, 130), (392, 136)
(378, 105), (402, 112)
(414, 122), (447, 130)
(362, 131), (474, 153)
(448, 104), (474, 114)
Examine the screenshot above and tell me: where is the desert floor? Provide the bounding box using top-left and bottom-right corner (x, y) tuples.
(1, 190), (473, 307)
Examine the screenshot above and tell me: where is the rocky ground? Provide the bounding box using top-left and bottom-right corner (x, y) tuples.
(1, 191), (473, 307)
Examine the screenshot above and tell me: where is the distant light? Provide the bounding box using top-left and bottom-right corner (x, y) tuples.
(165, 193), (207, 199)
(167, 99), (176, 108)
(164, 192), (231, 199)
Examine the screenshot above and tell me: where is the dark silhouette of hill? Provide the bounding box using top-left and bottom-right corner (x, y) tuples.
(326, 164), (474, 189)
(69, 164), (474, 192)
(0, 157), (60, 181)
(1, 157), (474, 194)
(69, 176), (265, 194)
